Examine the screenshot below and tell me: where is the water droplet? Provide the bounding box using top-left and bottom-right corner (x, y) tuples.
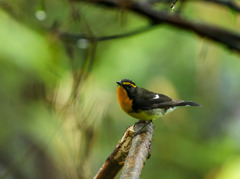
(35, 10), (47, 21)
(76, 39), (90, 49)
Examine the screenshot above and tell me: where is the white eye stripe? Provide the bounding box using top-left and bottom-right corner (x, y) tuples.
(153, 94), (159, 99)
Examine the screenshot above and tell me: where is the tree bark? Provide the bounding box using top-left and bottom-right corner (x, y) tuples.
(120, 121), (155, 179)
(94, 126), (134, 179)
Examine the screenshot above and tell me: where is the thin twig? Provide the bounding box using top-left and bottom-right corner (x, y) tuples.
(60, 25), (155, 43)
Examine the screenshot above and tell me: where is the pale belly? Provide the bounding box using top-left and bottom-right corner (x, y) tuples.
(128, 107), (177, 121)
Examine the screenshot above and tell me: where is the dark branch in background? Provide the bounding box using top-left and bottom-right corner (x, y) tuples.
(59, 0), (240, 52)
(84, 0), (240, 52)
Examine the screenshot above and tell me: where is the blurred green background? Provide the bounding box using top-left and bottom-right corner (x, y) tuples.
(1, 0), (240, 179)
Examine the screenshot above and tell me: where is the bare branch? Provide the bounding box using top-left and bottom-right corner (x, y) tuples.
(94, 126), (134, 179)
(120, 121), (155, 179)
(85, 0), (240, 52)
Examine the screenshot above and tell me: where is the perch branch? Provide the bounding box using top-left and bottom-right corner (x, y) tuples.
(94, 126), (134, 179)
(120, 121), (155, 179)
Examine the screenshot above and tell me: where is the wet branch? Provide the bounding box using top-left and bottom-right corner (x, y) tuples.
(171, 0), (179, 9)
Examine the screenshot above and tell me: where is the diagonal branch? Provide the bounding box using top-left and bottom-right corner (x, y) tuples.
(85, 0), (240, 52)
(132, 2), (240, 51)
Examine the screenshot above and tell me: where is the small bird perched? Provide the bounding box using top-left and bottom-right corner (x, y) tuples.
(117, 79), (200, 121)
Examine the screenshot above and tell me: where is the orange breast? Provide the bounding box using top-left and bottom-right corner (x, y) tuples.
(117, 86), (133, 113)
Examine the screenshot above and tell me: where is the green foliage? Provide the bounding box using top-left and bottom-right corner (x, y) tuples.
(1, 0), (240, 179)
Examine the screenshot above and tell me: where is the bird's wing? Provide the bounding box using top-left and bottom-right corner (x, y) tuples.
(132, 88), (175, 110)
(132, 88), (200, 111)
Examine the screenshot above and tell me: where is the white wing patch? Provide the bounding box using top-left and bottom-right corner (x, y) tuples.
(153, 94), (159, 99)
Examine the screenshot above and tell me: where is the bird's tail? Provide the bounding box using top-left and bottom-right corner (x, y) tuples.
(175, 100), (201, 107)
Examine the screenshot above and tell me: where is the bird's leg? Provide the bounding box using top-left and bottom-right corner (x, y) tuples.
(133, 120), (152, 137)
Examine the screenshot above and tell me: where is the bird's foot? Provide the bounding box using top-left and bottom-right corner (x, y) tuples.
(133, 120), (152, 138)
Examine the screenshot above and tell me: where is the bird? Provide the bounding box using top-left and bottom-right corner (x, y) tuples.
(116, 79), (200, 121)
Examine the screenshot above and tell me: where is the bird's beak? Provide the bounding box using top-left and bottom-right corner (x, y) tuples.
(116, 81), (121, 86)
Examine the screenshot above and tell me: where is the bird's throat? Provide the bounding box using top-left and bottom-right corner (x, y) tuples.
(117, 86), (133, 113)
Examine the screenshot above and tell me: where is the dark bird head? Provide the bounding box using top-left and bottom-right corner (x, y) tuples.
(116, 79), (137, 99)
